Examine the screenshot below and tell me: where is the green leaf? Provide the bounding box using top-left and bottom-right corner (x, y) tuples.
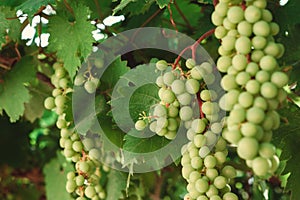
(16, 0), (56, 19)
(0, 56), (36, 122)
(83, 0), (112, 19)
(48, 2), (95, 80)
(0, 0), (23, 7)
(0, 7), (22, 42)
(197, 0), (213, 4)
(273, 103), (300, 199)
(122, 0), (156, 16)
(106, 170), (128, 200)
(113, 0), (136, 15)
(43, 151), (73, 200)
(0, 11), (9, 48)
(156, 0), (169, 9)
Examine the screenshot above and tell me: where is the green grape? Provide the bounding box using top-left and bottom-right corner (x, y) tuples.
(156, 60), (168, 71)
(251, 50), (265, 63)
(223, 18), (237, 30)
(52, 88), (62, 97)
(84, 80), (97, 94)
(227, 29), (238, 37)
(217, 56), (231, 73)
(153, 104), (167, 117)
(241, 122), (257, 137)
(59, 78), (69, 89)
(189, 171), (201, 183)
(238, 91), (253, 108)
(213, 176), (227, 189)
(215, 2), (228, 17)
(185, 79), (200, 94)
(85, 186), (96, 198)
(187, 129), (196, 140)
(271, 71), (288, 88)
(191, 157), (203, 169)
(253, 20), (270, 37)
(221, 165), (236, 179)
(163, 72), (175, 86)
(56, 119), (67, 129)
(199, 146), (211, 158)
(94, 57), (104, 68)
(221, 75), (237, 91)
(53, 62), (61, 70)
(218, 46), (232, 56)
(246, 62), (259, 76)
(156, 117), (168, 129)
(206, 168), (218, 181)
(156, 76), (164, 87)
(232, 54), (247, 71)
(252, 36), (267, 50)
(245, 5), (262, 23)
(74, 74), (86, 86)
(82, 138), (95, 151)
(245, 79), (261, 95)
(66, 180), (76, 193)
(215, 26), (227, 39)
(223, 192), (238, 200)
(253, 96), (268, 111)
(211, 11), (224, 26)
(202, 102), (219, 115)
(195, 179), (209, 193)
(55, 67), (66, 78)
(44, 97), (55, 110)
(227, 6), (244, 24)
(72, 141), (83, 152)
(201, 62), (213, 74)
(252, 156), (270, 176)
(255, 70), (270, 83)
(222, 36), (236, 51)
(179, 106), (193, 121)
(55, 95), (66, 108)
(193, 134), (207, 148)
(259, 143), (275, 158)
(246, 106), (265, 124)
(214, 151), (227, 164)
(167, 105), (179, 117)
(235, 36), (251, 54)
(89, 148), (101, 160)
(167, 118), (178, 131)
(191, 65), (205, 80)
(161, 89), (176, 104)
(200, 90), (217, 101)
(67, 171), (76, 180)
(171, 79), (185, 95)
(78, 161), (90, 173)
(261, 8), (272, 21)
(237, 21), (252, 36)
(75, 175), (85, 186)
(264, 42), (280, 57)
(186, 58), (196, 69)
(237, 137), (259, 160)
(135, 120), (146, 131)
(260, 82), (278, 99)
(204, 155), (217, 168)
(229, 108), (246, 123)
(206, 185), (218, 197)
(182, 164), (194, 179)
(236, 71), (250, 85)
(149, 121), (157, 133)
(211, 122), (222, 134)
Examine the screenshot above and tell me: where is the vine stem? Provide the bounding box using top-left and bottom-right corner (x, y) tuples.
(173, 28), (215, 69)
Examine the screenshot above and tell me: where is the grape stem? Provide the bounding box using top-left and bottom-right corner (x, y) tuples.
(173, 28), (215, 69)
(213, 0), (219, 7)
(197, 92), (205, 119)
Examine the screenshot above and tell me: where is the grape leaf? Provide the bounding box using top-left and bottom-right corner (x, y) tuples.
(16, 0), (55, 19)
(122, 0), (156, 16)
(197, 0), (213, 4)
(113, 0), (136, 15)
(156, 0), (169, 8)
(48, 2), (95, 80)
(0, 56), (36, 122)
(0, 11), (9, 48)
(106, 170), (128, 200)
(83, 0), (112, 19)
(0, 0), (23, 7)
(43, 151), (73, 200)
(273, 104), (300, 200)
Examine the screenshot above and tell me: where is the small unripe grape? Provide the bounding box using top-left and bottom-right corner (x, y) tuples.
(191, 65), (205, 80)
(94, 57), (104, 68)
(135, 120), (146, 131)
(89, 148), (101, 160)
(237, 137), (259, 160)
(195, 179), (209, 193)
(222, 36), (236, 51)
(179, 106), (193, 121)
(201, 62), (213, 74)
(255, 70), (270, 83)
(78, 161), (90, 173)
(191, 119), (206, 133)
(189, 171), (201, 183)
(55, 67), (66, 78)
(59, 78), (69, 89)
(72, 141), (83, 152)
(156, 60), (168, 71)
(206, 168), (218, 181)
(204, 155), (217, 168)
(221, 165), (236, 179)
(215, 26), (227, 39)
(85, 186), (96, 198)
(171, 79), (185, 95)
(200, 90), (217, 101)
(223, 192), (238, 200)
(206, 184), (218, 197)
(153, 104), (167, 117)
(259, 143), (276, 158)
(168, 105), (179, 117)
(186, 58), (196, 69)
(261, 8), (272, 22)
(245, 5), (262, 23)
(237, 21), (252, 36)
(182, 164), (194, 179)
(156, 76), (164, 87)
(215, 151), (227, 164)
(252, 36), (267, 50)
(229, 108), (246, 123)
(238, 91), (253, 108)
(161, 89), (176, 104)
(236, 71), (250, 85)
(246, 62), (259, 76)
(271, 71), (288, 88)
(74, 74), (86, 86)
(223, 18), (236, 30)
(193, 134), (207, 148)
(214, 176), (227, 189)
(44, 97), (55, 110)
(217, 56), (231, 73)
(235, 36), (251, 54)
(264, 42), (280, 57)
(252, 156), (270, 176)
(211, 11), (224, 26)
(82, 138), (94, 151)
(221, 75), (237, 91)
(75, 175), (85, 186)
(241, 122), (257, 137)
(227, 6), (244, 24)
(215, 2), (228, 17)
(66, 180), (76, 193)
(251, 50), (265, 63)
(246, 80), (261, 95)
(55, 95), (66, 108)
(261, 82), (278, 99)
(185, 79), (200, 94)
(191, 157), (203, 169)
(253, 20), (270, 37)
(56, 119), (67, 129)
(163, 72), (175, 86)
(67, 171), (75, 180)
(232, 54), (247, 71)
(84, 80), (97, 94)
(247, 106), (265, 124)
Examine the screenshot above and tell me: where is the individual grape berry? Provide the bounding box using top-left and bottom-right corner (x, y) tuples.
(271, 71), (288, 88)
(161, 89), (176, 104)
(163, 72), (175, 86)
(44, 97), (55, 110)
(72, 141), (83, 152)
(88, 148), (101, 160)
(186, 58), (196, 69)
(253, 20), (271, 37)
(191, 65), (206, 80)
(237, 137), (259, 160)
(221, 165), (236, 179)
(94, 57), (104, 68)
(244, 5), (262, 23)
(235, 36), (251, 54)
(78, 161), (90, 173)
(55, 95), (66, 108)
(75, 175), (85, 186)
(252, 36), (267, 50)
(227, 6), (244, 24)
(135, 120), (147, 131)
(213, 176), (227, 189)
(85, 185), (96, 198)
(55, 67), (66, 79)
(185, 79), (200, 94)
(84, 80), (97, 94)
(66, 180), (76, 193)
(195, 179), (209, 193)
(260, 82), (278, 99)
(179, 106), (193, 121)
(252, 156), (270, 176)
(171, 79), (185, 95)
(156, 60), (168, 71)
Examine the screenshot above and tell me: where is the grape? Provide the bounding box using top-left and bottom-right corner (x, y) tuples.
(161, 89), (176, 104)
(168, 105), (179, 117)
(223, 192), (238, 200)
(246, 106), (265, 124)
(163, 72), (175, 86)
(206, 168), (218, 181)
(55, 67), (66, 78)
(171, 79), (185, 95)
(200, 90), (217, 101)
(246, 62), (259, 76)
(44, 97), (55, 110)
(271, 71), (288, 88)
(167, 118), (178, 131)
(186, 58), (196, 69)
(235, 36), (251, 54)
(255, 70), (270, 83)
(222, 36), (236, 51)
(193, 134), (207, 148)
(252, 156), (270, 176)
(211, 11), (224, 26)
(241, 122), (257, 137)
(75, 175), (85, 186)
(215, 2), (228, 17)
(260, 82), (278, 99)
(56, 119), (67, 129)
(221, 75), (237, 91)
(223, 18), (236, 30)
(78, 161), (90, 173)
(216, 56), (231, 73)
(221, 165), (236, 179)
(185, 79), (200, 94)
(237, 21), (252, 36)
(261, 8), (272, 21)
(232, 54), (247, 71)
(245, 5), (261, 23)
(213, 176), (227, 189)
(252, 36), (267, 50)
(55, 95), (66, 108)
(74, 74), (86, 86)
(245, 79), (261, 95)
(264, 42), (280, 57)
(66, 180), (76, 193)
(59, 78), (69, 88)
(135, 120), (146, 131)
(85, 186), (96, 198)
(251, 50), (265, 63)
(237, 137), (259, 160)
(94, 57), (104, 68)
(191, 65), (205, 80)
(89, 148), (101, 160)
(238, 91), (253, 108)
(204, 155), (217, 168)
(259, 143), (275, 158)
(191, 157), (203, 169)
(156, 76), (164, 87)
(227, 6), (244, 24)
(253, 20), (270, 37)
(201, 62), (213, 74)
(215, 26), (227, 39)
(191, 119), (206, 133)
(156, 60), (168, 71)
(195, 179), (209, 193)
(189, 171), (201, 183)
(179, 106), (193, 121)
(84, 80), (97, 94)
(229, 108), (246, 123)
(206, 185), (218, 197)
(235, 71), (250, 85)
(67, 171), (76, 180)
(214, 151), (226, 164)
(72, 141), (83, 152)
(153, 104), (167, 117)
(199, 146), (210, 158)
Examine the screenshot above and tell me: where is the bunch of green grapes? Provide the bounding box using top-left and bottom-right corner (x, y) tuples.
(212, 0), (288, 177)
(44, 62), (106, 200)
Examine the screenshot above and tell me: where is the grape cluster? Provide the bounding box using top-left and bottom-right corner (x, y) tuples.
(212, 0), (288, 177)
(44, 62), (106, 200)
